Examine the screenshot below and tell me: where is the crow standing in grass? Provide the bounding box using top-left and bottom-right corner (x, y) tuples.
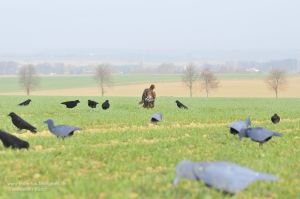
(175, 100), (188, 109)
(271, 113), (280, 124)
(102, 100), (110, 110)
(18, 99), (31, 106)
(88, 100), (99, 108)
(0, 130), (29, 149)
(239, 127), (282, 147)
(173, 160), (277, 194)
(44, 119), (81, 138)
(61, 100), (80, 108)
(8, 112), (37, 133)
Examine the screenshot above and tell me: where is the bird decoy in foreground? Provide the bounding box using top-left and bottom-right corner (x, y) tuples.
(8, 112), (37, 133)
(88, 100), (99, 108)
(44, 119), (81, 138)
(102, 100), (110, 110)
(18, 99), (31, 106)
(61, 100), (80, 108)
(0, 130), (29, 149)
(175, 100), (188, 109)
(239, 127), (282, 146)
(271, 114), (280, 124)
(150, 113), (163, 124)
(173, 160), (277, 194)
(228, 117), (251, 135)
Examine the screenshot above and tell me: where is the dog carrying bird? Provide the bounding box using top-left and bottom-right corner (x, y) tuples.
(8, 112), (37, 133)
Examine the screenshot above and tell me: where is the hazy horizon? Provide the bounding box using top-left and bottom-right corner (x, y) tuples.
(1, 0), (300, 60)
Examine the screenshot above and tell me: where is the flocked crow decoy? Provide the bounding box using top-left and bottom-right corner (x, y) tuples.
(44, 119), (81, 138)
(150, 113), (163, 124)
(228, 117), (251, 135)
(61, 100), (80, 108)
(239, 127), (282, 146)
(88, 100), (99, 108)
(8, 112), (37, 133)
(173, 160), (277, 194)
(18, 99), (31, 106)
(102, 100), (110, 110)
(0, 130), (29, 149)
(271, 114), (280, 124)
(175, 100), (188, 109)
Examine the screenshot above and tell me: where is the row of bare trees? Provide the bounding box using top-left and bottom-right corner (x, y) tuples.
(182, 63), (219, 97)
(18, 64), (287, 98)
(182, 63), (287, 98)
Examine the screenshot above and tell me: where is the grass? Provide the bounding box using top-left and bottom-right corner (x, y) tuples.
(0, 74), (182, 93)
(0, 96), (299, 198)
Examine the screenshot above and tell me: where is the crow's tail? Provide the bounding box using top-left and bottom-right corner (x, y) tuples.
(273, 132), (282, 137)
(257, 173), (278, 182)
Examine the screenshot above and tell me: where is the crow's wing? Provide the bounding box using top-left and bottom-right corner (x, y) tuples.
(52, 125), (81, 137)
(194, 162), (257, 194)
(13, 115), (36, 132)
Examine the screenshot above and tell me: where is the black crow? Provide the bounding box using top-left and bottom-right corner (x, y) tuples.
(239, 127), (282, 147)
(88, 100), (98, 108)
(0, 130), (29, 149)
(8, 112), (37, 133)
(61, 100), (80, 108)
(173, 160), (277, 194)
(102, 100), (110, 110)
(271, 114), (280, 124)
(44, 119), (81, 138)
(18, 99), (31, 106)
(175, 100), (188, 109)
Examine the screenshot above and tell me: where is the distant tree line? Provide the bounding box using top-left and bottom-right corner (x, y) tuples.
(0, 58), (298, 75)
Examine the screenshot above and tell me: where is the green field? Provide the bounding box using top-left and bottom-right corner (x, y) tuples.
(0, 74), (182, 93)
(0, 73), (270, 93)
(0, 96), (299, 198)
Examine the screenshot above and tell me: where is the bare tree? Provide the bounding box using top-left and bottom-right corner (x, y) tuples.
(18, 64), (39, 95)
(182, 63), (198, 97)
(95, 63), (112, 96)
(265, 69), (287, 99)
(199, 68), (219, 97)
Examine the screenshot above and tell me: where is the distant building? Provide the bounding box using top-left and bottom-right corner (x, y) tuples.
(245, 67), (260, 72)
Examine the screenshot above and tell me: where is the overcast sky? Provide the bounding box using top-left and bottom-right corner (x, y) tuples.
(0, 0), (300, 58)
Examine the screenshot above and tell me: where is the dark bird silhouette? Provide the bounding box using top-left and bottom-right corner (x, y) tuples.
(228, 117), (251, 135)
(8, 112), (37, 133)
(271, 113), (280, 124)
(102, 100), (110, 110)
(239, 127), (282, 147)
(173, 160), (277, 194)
(18, 99), (31, 106)
(175, 100), (188, 109)
(44, 119), (81, 138)
(150, 113), (163, 124)
(61, 100), (80, 108)
(88, 100), (99, 108)
(0, 130), (29, 149)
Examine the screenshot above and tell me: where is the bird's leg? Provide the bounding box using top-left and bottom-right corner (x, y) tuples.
(259, 143), (263, 148)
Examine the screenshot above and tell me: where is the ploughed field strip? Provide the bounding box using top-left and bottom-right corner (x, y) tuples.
(0, 96), (299, 198)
